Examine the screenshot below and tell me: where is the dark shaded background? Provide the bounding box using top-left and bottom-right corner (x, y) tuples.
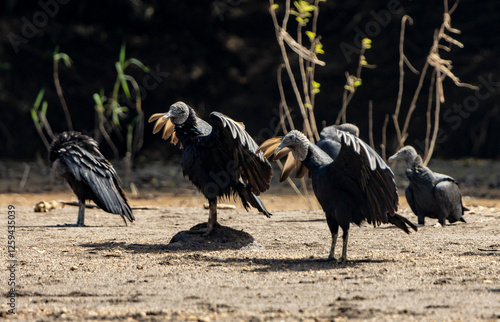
(1, 0), (499, 163)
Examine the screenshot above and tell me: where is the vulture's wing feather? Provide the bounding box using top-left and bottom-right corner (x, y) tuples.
(208, 112), (272, 195)
(328, 131), (398, 226)
(57, 142), (134, 222)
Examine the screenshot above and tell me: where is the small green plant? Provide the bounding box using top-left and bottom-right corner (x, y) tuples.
(30, 89), (54, 152)
(31, 44), (149, 189)
(336, 37), (375, 125)
(92, 43), (150, 187)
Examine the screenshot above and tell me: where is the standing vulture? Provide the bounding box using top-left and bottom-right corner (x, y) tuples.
(148, 101), (272, 235)
(259, 129), (416, 263)
(49, 131), (134, 226)
(389, 146), (467, 226)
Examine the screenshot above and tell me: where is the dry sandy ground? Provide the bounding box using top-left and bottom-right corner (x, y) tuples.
(0, 193), (499, 321)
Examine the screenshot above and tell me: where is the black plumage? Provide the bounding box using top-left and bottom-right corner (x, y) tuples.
(263, 129), (416, 263)
(389, 146), (467, 226)
(148, 101), (272, 235)
(49, 131), (134, 226)
(317, 123), (360, 159)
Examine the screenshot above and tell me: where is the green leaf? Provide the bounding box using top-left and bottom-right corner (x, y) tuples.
(270, 4), (279, 10)
(93, 93), (104, 111)
(30, 109), (39, 124)
(55, 53), (73, 67)
(129, 58), (150, 73)
(314, 44), (325, 54)
(294, 0), (314, 14)
(312, 80), (320, 89)
(41, 101), (48, 116)
(115, 62), (131, 99)
(119, 43), (126, 64)
(34, 89), (45, 110)
(344, 84), (354, 92)
(362, 38), (372, 49)
(305, 31), (316, 41)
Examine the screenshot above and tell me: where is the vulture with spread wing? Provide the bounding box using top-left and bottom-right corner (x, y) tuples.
(49, 131), (134, 226)
(389, 146), (467, 226)
(149, 101), (272, 235)
(259, 129), (416, 263)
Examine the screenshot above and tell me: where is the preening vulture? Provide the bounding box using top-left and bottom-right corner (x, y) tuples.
(49, 131), (134, 226)
(389, 146), (467, 226)
(260, 129), (417, 263)
(148, 101), (272, 235)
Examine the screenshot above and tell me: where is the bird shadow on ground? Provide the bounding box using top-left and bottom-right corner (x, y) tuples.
(17, 224), (127, 229)
(79, 223), (257, 253)
(188, 256), (393, 272)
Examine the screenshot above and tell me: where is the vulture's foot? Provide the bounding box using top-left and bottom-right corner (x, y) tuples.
(336, 257), (347, 265)
(416, 223), (425, 227)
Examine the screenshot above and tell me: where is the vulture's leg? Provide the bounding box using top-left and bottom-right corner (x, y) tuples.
(322, 212), (339, 262)
(338, 227), (349, 264)
(434, 218), (445, 228)
(76, 200), (85, 227)
(328, 233), (338, 261)
(58, 200), (86, 227)
(188, 200), (218, 235)
(204, 200), (218, 236)
(417, 215), (425, 226)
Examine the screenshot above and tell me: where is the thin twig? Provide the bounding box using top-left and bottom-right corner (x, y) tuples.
(393, 15), (414, 145)
(368, 100), (375, 150)
(381, 114), (389, 161)
(424, 70), (436, 158)
(423, 71), (444, 165)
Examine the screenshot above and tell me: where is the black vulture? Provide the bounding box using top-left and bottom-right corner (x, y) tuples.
(148, 101), (272, 235)
(49, 131), (134, 226)
(259, 129), (417, 263)
(389, 146), (467, 226)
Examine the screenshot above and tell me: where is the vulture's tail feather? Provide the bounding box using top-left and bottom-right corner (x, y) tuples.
(388, 213), (418, 234)
(237, 182), (272, 218)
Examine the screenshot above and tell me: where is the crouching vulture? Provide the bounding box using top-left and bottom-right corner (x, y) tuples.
(149, 101), (272, 235)
(389, 146), (467, 226)
(49, 131), (134, 226)
(259, 128), (416, 263)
